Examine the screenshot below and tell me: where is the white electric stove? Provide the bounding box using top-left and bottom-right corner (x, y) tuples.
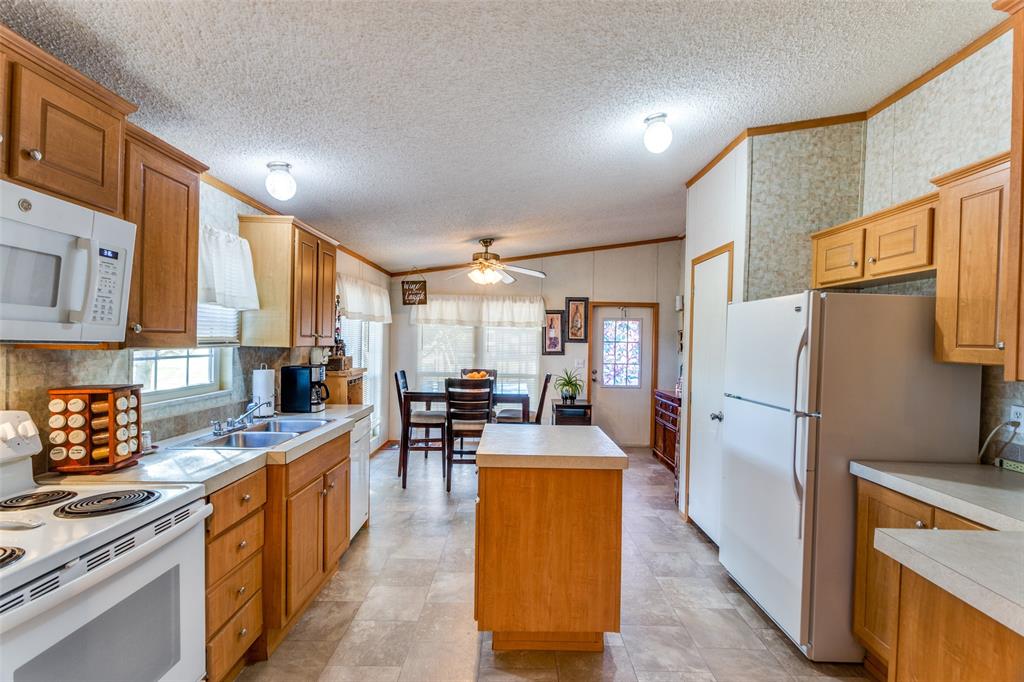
(0, 410), (210, 682)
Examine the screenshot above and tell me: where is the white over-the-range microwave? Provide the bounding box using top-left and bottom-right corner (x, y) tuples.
(0, 180), (136, 343)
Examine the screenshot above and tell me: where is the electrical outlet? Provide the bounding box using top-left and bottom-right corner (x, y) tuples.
(1011, 405), (1024, 426)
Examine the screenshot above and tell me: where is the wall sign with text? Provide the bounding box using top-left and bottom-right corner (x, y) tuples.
(401, 280), (428, 305)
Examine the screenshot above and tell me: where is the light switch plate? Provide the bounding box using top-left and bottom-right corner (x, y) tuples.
(574, 359), (585, 370)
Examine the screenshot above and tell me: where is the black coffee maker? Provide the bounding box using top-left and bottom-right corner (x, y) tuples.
(280, 365), (330, 413)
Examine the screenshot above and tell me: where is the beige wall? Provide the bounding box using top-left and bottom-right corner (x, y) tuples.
(387, 240), (683, 440)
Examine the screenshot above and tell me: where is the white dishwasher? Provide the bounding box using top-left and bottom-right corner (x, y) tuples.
(349, 417), (371, 539)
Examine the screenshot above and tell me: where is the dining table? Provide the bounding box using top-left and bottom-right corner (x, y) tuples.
(398, 389), (531, 487)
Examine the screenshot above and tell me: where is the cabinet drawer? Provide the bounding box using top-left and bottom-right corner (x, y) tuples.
(207, 551), (263, 635)
(813, 227), (865, 285)
(933, 508), (990, 530)
(207, 510), (263, 586)
(865, 206), (933, 277)
(206, 591), (262, 682)
(209, 469), (267, 537)
(9, 63), (123, 213)
(285, 433), (350, 495)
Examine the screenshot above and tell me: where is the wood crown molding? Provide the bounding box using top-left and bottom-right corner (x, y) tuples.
(0, 24), (137, 115)
(810, 191), (938, 239)
(200, 173), (392, 276)
(685, 112), (867, 188)
(929, 150), (1011, 186)
(993, 0), (1024, 14)
(686, 17), (1013, 190)
(388, 235), (684, 278)
(126, 123), (208, 174)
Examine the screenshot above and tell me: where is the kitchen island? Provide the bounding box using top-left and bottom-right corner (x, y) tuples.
(474, 424), (628, 652)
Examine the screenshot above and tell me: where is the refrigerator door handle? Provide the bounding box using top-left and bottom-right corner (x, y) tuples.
(790, 327), (809, 538)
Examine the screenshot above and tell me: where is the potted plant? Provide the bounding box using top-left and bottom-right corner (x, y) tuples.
(554, 368), (583, 404)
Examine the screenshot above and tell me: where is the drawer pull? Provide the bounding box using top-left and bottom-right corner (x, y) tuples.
(849, 260), (858, 268)
(914, 520), (925, 529)
(238, 539), (248, 550)
(239, 627), (248, 638)
(26, 148), (43, 161)
(237, 585), (246, 596)
(241, 493), (252, 502)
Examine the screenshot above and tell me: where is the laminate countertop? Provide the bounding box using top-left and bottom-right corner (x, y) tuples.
(476, 424), (628, 470)
(849, 460), (1024, 531)
(875, 528), (1024, 636)
(45, 404), (373, 495)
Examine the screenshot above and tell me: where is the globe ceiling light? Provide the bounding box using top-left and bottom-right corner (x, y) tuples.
(643, 113), (672, 154)
(468, 266), (503, 285)
(265, 162), (297, 201)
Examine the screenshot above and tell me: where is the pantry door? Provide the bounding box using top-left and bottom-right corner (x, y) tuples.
(589, 304), (656, 447)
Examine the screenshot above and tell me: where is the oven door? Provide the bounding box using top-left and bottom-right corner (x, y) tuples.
(0, 510), (209, 682)
(0, 181), (93, 342)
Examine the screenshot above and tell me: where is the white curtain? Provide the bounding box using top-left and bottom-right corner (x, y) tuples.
(197, 226), (260, 310)
(337, 275), (392, 323)
(410, 294), (544, 329)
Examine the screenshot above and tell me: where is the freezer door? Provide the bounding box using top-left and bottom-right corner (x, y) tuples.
(720, 395), (814, 647)
(724, 291), (810, 410)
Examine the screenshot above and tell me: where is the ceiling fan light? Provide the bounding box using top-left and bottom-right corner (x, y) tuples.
(467, 267), (490, 285)
(643, 113), (672, 154)
(265, 162), (297, 201)
(484, 268), (503, 284)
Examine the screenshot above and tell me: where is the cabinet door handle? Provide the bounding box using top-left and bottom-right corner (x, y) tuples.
(237, 585), (246, 596)
(997, 341), (1006, 350)
(320, 488), (328, 497)
(26, 148), (43, 161)
(709, 411), (724, 422)
(238, 539), (248, 550)
(867, 256), (877, 264)
(241, 493), (252, 502)
(131, 323), (143, 334)
(849, 260), (858, 268)
(914, 520), (925, 529)
(329, 481), (336, 489)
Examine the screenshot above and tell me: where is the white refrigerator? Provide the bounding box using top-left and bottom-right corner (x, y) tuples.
(719, 291), (981, 662)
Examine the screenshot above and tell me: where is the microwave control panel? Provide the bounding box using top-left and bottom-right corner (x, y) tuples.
(87, 246), (126, 325)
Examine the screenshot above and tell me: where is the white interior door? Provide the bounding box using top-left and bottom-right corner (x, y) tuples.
(686, 249), (731, 544)
(589, 306), (654, 447)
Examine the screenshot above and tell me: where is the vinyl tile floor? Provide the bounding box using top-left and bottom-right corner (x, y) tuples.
(238, 445), (867, 682)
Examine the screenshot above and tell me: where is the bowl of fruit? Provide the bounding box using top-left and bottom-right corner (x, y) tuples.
(464, 371), (489, 379)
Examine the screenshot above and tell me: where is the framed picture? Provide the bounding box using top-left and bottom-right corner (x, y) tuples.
(565, 297), (589, 343)
(542, 309), (566, 355)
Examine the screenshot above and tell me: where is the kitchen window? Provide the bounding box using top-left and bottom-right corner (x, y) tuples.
(416, 324), (542, 406)
(131, 347), (232, 402)
(601, 318), (642, 388)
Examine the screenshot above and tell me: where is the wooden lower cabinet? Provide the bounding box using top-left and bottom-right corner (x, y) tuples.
(259, 433), (351, 658)
(205, 469), (267, 682)
(652, 390), (681, 476)
(891, 568), (1024, 682)
(853, 478), (993, 679)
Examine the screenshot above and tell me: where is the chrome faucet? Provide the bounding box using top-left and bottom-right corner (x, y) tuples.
(210, 401), (273, 436)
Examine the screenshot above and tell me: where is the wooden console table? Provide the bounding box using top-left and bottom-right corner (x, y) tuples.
(550, 399), (593, 425)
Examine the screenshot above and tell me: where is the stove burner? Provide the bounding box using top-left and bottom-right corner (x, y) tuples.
(0, 490), (77, 511)
(0, 547), (25, 569)
(53, 490), (161, 518)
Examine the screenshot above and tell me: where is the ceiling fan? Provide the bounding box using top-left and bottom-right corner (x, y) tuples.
(448, 238), (547, 285)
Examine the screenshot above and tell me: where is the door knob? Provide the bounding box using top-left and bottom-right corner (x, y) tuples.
(710, 411), (724, 422)
(26, 148), (43, 161)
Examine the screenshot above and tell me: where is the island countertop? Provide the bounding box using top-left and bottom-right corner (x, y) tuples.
(476, 424), (628, 470)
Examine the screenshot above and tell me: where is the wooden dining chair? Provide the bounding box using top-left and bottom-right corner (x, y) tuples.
(394, 370), (446, 486)
(495, 373), (552, 424)
(443, 377), (494, 492)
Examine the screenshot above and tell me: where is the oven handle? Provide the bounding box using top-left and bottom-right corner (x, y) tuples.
(0, 503), (211, 634)
(67, 237), (98, 323)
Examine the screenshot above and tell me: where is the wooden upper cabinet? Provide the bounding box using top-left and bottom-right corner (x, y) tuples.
(853, 479), (933, 666)
(123, 125), (207, 347)
(1, 26), (136, 214)
(240, 216), (337, 347)
(813, 227), (864, 286)
(810, 193), (938, 289)
(933, 153), (1011, 365)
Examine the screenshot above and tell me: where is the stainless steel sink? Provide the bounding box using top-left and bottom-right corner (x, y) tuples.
(181, 431), (300, 449)
(249, 418), (332, 434)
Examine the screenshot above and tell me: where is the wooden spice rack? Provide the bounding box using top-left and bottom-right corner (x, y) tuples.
(46, 384), (144, 474)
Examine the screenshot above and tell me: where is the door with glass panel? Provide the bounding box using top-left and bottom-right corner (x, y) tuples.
(589, 305), (654, 446)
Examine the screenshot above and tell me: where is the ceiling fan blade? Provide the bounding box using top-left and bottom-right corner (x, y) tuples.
(498, 269), (516, 284)
(447, 268), (472, 280)
(501, 263), (546, 278)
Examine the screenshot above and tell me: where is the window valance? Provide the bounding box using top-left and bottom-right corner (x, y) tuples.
(410, 294), (544, 329)
(337, 275), (393, 323)
(198, 225), (260, 311)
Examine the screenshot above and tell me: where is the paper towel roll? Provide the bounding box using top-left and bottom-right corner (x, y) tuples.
(253, 365), (276, 417)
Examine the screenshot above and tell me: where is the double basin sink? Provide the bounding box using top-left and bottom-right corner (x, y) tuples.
(177, 418), (333, 450)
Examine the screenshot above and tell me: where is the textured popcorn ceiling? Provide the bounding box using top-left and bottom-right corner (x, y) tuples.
(0, 1), (1005, 272)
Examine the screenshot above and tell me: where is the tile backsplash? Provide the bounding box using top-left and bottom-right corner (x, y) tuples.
(0, 344), (309, 474)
